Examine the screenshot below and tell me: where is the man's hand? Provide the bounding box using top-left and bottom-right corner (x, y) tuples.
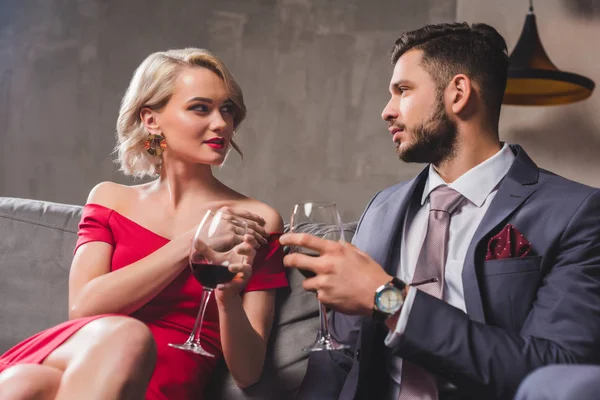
(280, 233), (392, 315)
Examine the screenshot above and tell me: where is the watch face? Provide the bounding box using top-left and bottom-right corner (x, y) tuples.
(377, 287), (404, 314)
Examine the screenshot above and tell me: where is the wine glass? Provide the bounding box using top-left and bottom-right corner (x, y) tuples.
(169, 209), (247, 356)
(290, 201), (350, 352)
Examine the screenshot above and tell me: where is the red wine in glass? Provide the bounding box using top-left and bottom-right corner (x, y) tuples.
(292, 249), (319, 279)
(191, 263), (237, 289)
(298, 269), (317, 279)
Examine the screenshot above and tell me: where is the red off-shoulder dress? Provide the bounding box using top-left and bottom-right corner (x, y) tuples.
(0, 204), (288, 399)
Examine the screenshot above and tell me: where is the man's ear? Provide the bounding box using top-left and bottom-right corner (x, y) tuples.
(447, 74), (472, 115)
(140, 108), (161, 134)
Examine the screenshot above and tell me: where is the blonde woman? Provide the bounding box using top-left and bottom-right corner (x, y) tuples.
(0, 48), (287, 400)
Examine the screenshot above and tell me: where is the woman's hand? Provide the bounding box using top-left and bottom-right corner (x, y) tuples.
(214, 236), (257, 306)
(218, 206), (269, 248)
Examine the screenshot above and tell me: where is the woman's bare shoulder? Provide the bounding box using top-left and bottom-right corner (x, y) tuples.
(86, 181), (148, 211)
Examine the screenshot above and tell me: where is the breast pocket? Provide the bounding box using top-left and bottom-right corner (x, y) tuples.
(480, 256), (542, 331)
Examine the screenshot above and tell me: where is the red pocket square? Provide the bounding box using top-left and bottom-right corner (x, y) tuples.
(485, 224), (532, 261)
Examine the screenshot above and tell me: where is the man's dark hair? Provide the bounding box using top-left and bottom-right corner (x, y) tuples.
(391, 22), (509, 124)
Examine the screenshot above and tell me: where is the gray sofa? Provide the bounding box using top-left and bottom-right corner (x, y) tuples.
(0, 196), (357, 399)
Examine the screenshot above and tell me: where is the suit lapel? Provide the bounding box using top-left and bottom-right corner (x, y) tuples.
(354, 167), (428, 274)
(462, 145), (540, 323)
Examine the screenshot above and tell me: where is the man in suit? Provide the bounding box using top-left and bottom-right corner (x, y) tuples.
(279, 22), (600, 400)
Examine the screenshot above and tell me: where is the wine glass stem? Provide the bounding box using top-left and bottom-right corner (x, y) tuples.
(187, 288), (213, 344)
(317, 300), (331, 339)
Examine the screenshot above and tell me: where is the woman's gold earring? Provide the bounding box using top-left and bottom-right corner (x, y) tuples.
(144, 133), (167, 156)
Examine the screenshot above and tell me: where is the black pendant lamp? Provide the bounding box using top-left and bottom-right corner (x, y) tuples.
(503, 0), (595, 105)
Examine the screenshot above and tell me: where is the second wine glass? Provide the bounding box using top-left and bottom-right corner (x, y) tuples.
(290, 201), (350, 352)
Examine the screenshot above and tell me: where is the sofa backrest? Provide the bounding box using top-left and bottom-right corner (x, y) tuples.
(0, 197), (81, 352)
(0, 197), (357, 399)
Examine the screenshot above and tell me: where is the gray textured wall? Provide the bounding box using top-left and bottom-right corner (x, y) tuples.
(2, 0), (598, 223)
(0, 0), (456, 222)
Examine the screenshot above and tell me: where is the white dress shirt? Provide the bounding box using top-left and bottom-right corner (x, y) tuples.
(384, 143), (516, 392)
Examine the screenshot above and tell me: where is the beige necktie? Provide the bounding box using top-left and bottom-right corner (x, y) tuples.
(398, 185), (464, 400)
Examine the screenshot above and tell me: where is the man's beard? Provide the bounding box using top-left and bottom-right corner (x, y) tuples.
(395, 95), (458, 165)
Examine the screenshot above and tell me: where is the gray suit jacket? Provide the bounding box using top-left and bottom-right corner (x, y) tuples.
(297, 145), (600, 400)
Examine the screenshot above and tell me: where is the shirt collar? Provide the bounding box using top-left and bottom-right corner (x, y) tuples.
(421, 143), (516, 207)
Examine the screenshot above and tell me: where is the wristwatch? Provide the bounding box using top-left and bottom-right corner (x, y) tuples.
(373, 277), (406, 322)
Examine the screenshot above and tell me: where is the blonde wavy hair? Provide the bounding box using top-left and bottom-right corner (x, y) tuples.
(115, 48), (246, 178)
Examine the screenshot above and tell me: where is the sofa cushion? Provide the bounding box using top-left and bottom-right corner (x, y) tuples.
(0, 197), (82, 353)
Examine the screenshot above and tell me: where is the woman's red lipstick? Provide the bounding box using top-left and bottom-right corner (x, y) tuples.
(203, 137), (225, 149)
